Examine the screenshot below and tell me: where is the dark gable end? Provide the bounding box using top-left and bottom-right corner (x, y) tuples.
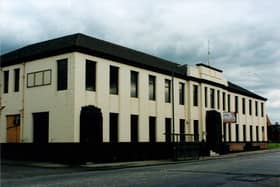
(0, 33), (267, 101)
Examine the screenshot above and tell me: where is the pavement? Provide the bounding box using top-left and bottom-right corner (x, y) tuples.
(1, 148), (280, 171)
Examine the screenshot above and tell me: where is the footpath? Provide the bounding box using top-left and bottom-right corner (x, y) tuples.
(2, 148), (280, 171)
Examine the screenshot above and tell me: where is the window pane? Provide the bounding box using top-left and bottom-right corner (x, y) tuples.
(165, 79), (171, 103)
(110, 66), (119, 95)
(131, 71), (138, 97)
(205, 87), (208, 107)
(165, 118), (171, 142)
(14, 69), (20, 92)
(210, 88), (215, 108)
(27, 73), (34, 87)
(3, 71), (9, 93)
(35, 72), (43, 86)
(86, 60), (96, 91)
(110, 113), (118, 142)
(131, 115), (138, 142)
(235, 96), (239, 113)
(179, 83), (184, 105)
(193, 85), (198, 106)
(180, 119), (185, 142)
(149, 75), (156, 100)
(44, 70), (51, 85)
(57, 59), (68, 90)
(149, 116), (156, 142)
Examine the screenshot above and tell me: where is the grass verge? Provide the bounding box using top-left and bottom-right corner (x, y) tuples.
(268, 143), (280, 149)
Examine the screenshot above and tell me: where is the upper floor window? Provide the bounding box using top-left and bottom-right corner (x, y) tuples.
(204, 87), (208, 107)
(222, 92), (226, 110)
(193, 85), (198, 106)
(249, 99), (252, 115)
(131, 71), (138, 98)
(210, 88), (215, 109)
(14, 68), (20, 92)
(217, 90), (220, 110)
(57, 59), (68, 91)
(27, 70), (51, 88)
(149, 75), (156, 100)
(3, 70), (9, 93)
(261, 103), (264, 117)
(235, 96), (239, 113)
(242, 98), (246, 114)
(110, 65), (119, 95)
(255, 101), (258, 116)
(179, 82), (185, 105)
(227, 94), (231, 112)
(165, 79), (171, 103)
(85, 60), (96, 91)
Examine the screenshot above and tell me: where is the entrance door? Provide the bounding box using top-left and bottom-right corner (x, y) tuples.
(33, 112), (49, 143)
(80, 106), (103, 143)
(206, 110), (222, 152)
(6, 115), (21, 143)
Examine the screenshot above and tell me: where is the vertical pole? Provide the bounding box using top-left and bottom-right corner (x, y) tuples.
(208, 40), (210, 66)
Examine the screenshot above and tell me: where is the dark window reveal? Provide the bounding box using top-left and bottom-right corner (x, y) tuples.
(57, 59), (68, 90)
(255, 101), (258, 116)
(249, 100), (252, 115)
(242, 98), (246, 114)
(110, 66), (119, 95)
(149, 75), (156, 100)
(236, 124), (239, 142)
(85, 60), (96, 91)
(210, 88), (215, 109)
(235, 96), (239, 113)
(109, 113), (118, 143)
(131, 71), (138, 97)
(180, 119), (185, 142)
(165, 118), (171, 143)
(131, 115), (138, 142)
(14, 69), (20, 92)
(243, 125), (246, 142)
(3, 71), (9, 93)
(165, 79), (171, 103)
(193, 85), (198, 106)
(205, 87), (208, 107)
(149, 116), (156, 143)
(250, 125), (253, 142)
(179, 83), (185, 105)
(222, 92), (226, 110)
(261, 103), (264, 117)
(228, 94), (231, 112)
(256, 126), (259, 142)
(217, 90), (220, 110)
(228, 124), (231, 142)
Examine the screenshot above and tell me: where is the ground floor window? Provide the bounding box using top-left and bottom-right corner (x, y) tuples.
(243, 125), (246, 142)
(130, 115), (138, 143)
(180, 119), (186, 142)
(149, 116), (156, 143)
(110, 113), (119, 143)
(165, 118), (171, 143)
(193, 120), (199, 142)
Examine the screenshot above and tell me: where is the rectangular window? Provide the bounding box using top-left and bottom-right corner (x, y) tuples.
(261, 103), (264, 117)
(193, 120), (199, 142)
(210, 88), (215, 109)
(243, 125), (246, 142)
(217, 90), (220, 110)
(222, 92), (226, 110)
(193, 85), (198, 106)
(228, 124), (231, 142)
(85, 60), (96, 91)
(262, 126), (265, 141)
(149, 116), (156, 143)
(14, 69), (20, 92)
(235, 96), (239, 113)
(109, 113), (118, 143)
(250, 125), (253, 142)
(131, 71), (138, 97)
(27, 70), (51, 88)
(227, 94), (231, 112)
(165, 118), (171, 143)
(205, 87), (208, 107)
(57, 59), (68, 90)
(242, 98), (246, 114)
(179, 83), (185, 105)
(149, 75), (156, 100)
(165, 79), (171, 103)
(110, 66), (119, 95)
(130, 115), (138, 143)
(255, 101), (258, 116)
(256, 126), (259, 142)
(249, 100), (252, 115)
(180, 119), (185, 142)
(3, 70), (9, 93)
(35, 72), (43, 86)
(223, 123), (227, 142)
(236, 124), (239, 142)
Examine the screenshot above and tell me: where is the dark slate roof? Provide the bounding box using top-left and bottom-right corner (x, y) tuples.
(0, 33), (266, 101)
(0, 33), (186, 76)
(228, 81), (267, 101)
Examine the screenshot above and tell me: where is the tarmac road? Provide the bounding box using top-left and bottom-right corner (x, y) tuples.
(1, 150), (280, 187)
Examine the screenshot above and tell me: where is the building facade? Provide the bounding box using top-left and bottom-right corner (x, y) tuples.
(0, 34), (267, 150)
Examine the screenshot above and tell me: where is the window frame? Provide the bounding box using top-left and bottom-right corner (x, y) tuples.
(85, 60), (96, 91)
(57, 58), (68, 91)
(27, 69), (52, 88)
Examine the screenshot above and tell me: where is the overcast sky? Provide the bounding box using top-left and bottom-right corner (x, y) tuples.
(1, 0), (279, 123)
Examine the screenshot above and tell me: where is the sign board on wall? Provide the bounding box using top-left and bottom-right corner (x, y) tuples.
(223, 112), (236, 123)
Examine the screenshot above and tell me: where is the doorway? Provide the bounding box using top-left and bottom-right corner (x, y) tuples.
(206, 110), (222, 152)
(33, 112), (49, 143)
(80, 106), (103, 143)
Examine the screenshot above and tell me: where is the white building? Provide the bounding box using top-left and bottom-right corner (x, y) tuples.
(0, 33), (267, 152)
